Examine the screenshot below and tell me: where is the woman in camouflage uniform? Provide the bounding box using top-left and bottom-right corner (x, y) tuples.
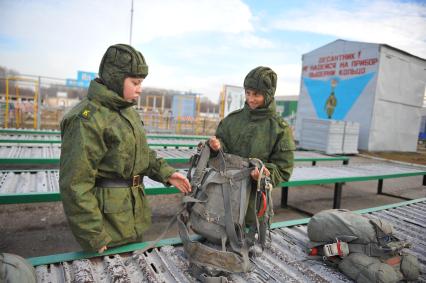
(60, 44), (190, 253)
(209, 66), (295, 224)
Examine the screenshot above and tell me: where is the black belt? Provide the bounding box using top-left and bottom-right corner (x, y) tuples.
(95, 175), (142, 188)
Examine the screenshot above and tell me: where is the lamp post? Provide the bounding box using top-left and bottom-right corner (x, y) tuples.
(129, 0), (134, 45)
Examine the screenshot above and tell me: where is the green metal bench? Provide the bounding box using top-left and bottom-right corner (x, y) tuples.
(1, 163), (424, 207)
(0, 186), (181, 205)
(280, 163), (426, 213)
(0, 128), (208, 139)
(0, 154), (349, 167)
(0, 139), (200, 148)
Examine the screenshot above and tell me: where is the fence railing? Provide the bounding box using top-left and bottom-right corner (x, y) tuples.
(0, 105), (220, 135)
(138, 111), (220, 135)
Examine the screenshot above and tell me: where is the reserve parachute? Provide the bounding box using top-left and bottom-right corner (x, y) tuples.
(307, 209), (420, 283)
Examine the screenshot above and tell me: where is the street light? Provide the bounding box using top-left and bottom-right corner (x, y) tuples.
(129, 0), (134, 45)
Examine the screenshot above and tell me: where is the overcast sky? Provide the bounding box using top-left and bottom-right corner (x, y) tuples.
(0, 0), (425, 102)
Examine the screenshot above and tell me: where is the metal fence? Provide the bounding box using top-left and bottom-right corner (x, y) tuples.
(139, 111), (220, 135)
(0, 102), (66, 130)
(1, 74), (221, 135)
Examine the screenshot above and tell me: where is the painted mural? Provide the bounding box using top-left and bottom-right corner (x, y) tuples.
(301, 48), (379, 120)
(303, 73), (374, 120)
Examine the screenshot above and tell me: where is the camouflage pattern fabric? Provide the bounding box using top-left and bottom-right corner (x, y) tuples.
(325, 93), (337, 119)
(216, 103), (295, 186)
(60, 80), (175, 251)
(217, 65), (295, 187)
(216, 67), (295, 225)
(98, 44), (148, 96)
(243, 66), (277, 107)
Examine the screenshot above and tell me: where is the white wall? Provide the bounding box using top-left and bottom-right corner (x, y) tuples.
(295, 39), (380, 150)
(369, 46), (426, 151)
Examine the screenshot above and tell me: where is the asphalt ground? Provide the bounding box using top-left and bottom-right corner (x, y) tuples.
(0, 154), (425, 259)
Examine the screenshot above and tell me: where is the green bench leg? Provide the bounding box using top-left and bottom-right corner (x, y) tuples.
(377, 179), (411, 201)
(377, 179), (384, 194)
(423, 175), (426, 186)
(343, 160), (349, 165)
(333, 183), (343, 209)
(311, 161), (317, 166)
(281, 186), (289, 208)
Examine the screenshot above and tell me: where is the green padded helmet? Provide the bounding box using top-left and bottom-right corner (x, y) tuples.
(243, 66), (277, 106)
(98, 44), (148, 96)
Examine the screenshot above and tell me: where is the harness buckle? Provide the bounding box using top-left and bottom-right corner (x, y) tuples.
(323, 240), (349, 257)
(132, 175), (141, 187)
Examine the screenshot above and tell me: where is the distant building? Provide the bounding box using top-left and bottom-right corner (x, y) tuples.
(219, 85), (245, 118)
(275, 95), (298, 127)
(45, 97), (80, 108)
(295, 39), (426, 152)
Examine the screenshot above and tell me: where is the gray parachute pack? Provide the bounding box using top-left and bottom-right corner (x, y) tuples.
(0, 253), (37, 283)
(178, 142), (274, 282)
(307, 209), (420, 283)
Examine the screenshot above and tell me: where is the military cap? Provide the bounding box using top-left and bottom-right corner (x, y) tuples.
(98, 44), (148, 96)
(243, 66), (277, 106)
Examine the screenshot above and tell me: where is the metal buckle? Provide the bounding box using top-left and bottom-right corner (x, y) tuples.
(323, 240), (349, 257)
(132, 175), (141, 187)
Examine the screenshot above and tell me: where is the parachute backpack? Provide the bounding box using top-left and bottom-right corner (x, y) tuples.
(0, 253), (37, 283)
(307, 209), (420, 283)
(178, 141), (274, 279)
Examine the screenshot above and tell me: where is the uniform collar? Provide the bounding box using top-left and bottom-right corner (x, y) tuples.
(244, 100), (276, 120)
(87, 79), (135, 111)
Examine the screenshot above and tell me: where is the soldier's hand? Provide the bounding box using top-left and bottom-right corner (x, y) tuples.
(98, 245), (107, 254)
(250, 167), (270, 181)
(209, 136), (221, 151)
(168, 172), (191, 193)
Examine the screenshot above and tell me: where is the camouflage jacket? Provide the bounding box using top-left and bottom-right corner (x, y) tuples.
(59, 80), (175, 251)
(216, 102), (295, 187)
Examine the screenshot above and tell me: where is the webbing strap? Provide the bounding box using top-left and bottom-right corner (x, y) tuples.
(178, 214), (192, 243)
(192, 142), (211, 187)
(137, 206), (185, 254)
(205, 168), (251, 184)
(347, 243), (373, 255)
(182, 196), (206, 204)
(224, 168), (251, 182)
(348, 242), (404, 257)
(177, 215), (250, 273)
(239, 178), (248, 225)
(202, 276), (229, 283)
(222, 182), (241, 252)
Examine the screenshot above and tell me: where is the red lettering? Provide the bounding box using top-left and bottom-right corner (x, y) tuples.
(338, 68), (366, 76)
(351, 58), (378, 67)
(318, 53), (356, 64)
(309, 63), (336, 71)
(309, 70), (336, 78)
